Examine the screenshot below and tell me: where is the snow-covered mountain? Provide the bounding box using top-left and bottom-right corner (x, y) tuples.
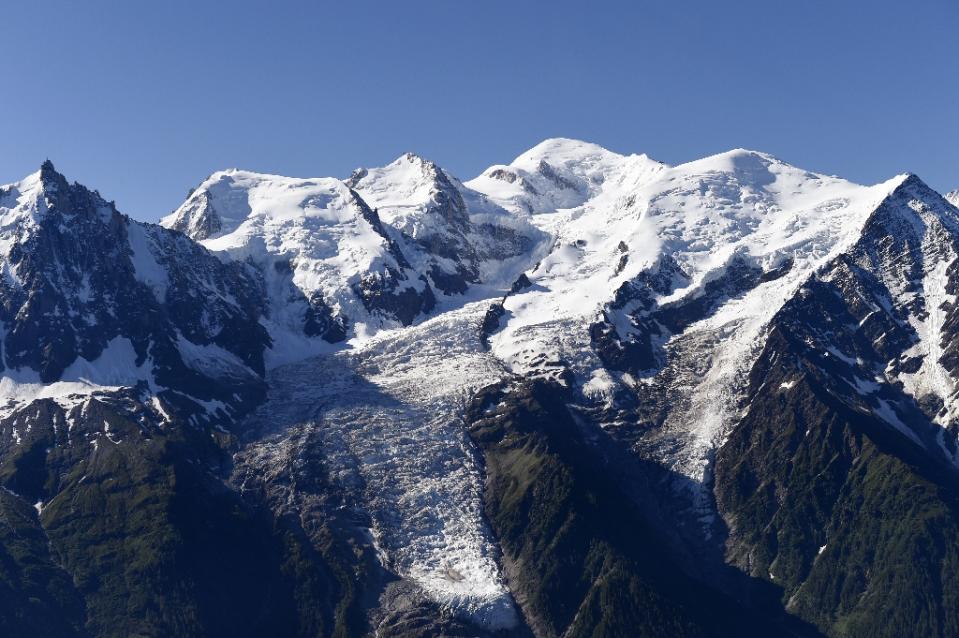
(3, 143), (959, 638)
(947, 188), (959, 207)
(162, 160), (545, 366)
(469, 142), (934, 484)
(0, 161), (269, 425)
(347, 152), (543, 297)
(161, 170), (435, 356)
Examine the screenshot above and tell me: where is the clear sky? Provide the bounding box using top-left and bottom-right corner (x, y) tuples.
(1, 0), (957, 221)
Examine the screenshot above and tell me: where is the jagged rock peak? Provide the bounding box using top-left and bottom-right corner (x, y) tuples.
(1, 161), (119, 236)
(345, 151), (460, 216)
(39, 158), (59, 178)
(878, 173), (959, 231)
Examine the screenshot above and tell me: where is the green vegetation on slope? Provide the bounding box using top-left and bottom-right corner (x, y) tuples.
(716, 329), (959, 638)
(468, 379), (796, 638)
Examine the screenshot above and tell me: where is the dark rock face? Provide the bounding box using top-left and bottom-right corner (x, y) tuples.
(590, 252), (797, 377)
(162, 189), (223, 240)
(657, 256), (766, 333)
(352, 271), (436, 327)
(0, 395), (362, 638)
(480, 301), (506, 349)
(536, 160), (580, 192)
(303, 290), (349, 342)
(466, 380), (813, 638)
(589, 253), (688, 373)
(510, 272), (533, 294)
(713, 178), (959, 637)
(346, 190), (439, 327)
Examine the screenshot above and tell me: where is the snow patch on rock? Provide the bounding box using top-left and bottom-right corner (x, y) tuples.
(0, 336), (156, 419)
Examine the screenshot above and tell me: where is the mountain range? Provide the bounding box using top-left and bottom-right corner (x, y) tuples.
(1, 139), (958, 637)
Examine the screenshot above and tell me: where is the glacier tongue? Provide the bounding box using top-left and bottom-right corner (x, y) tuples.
(237, 300), (519, 629)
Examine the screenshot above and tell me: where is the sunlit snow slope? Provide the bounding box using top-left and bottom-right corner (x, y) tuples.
(467, 139), (935, 484)
(163, 162), (545, 366)
(235, 299), (520, 628)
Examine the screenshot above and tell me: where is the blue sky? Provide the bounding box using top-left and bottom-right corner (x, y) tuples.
(1, 0), (956, 221)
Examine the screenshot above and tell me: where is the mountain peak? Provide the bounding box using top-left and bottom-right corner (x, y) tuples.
(947, 189), (959, 207)
(36, 158), (74, 187)
(673, 148), (783, 180)
(466, 138), (664, 216)
(398, 151), (435, 167)
(520, 137), (615, 155)
(162, 170), (368, 242)
(0, 161), (88, 230)
(346, 152), (454, 218)
(877, 172), (959, 231)
(510, 138), (624, 171)
(345, 152), (440, 188)
(39, 158), (57, 176)
(718, 147), (779, 163)
(876, 172), (940, 198)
